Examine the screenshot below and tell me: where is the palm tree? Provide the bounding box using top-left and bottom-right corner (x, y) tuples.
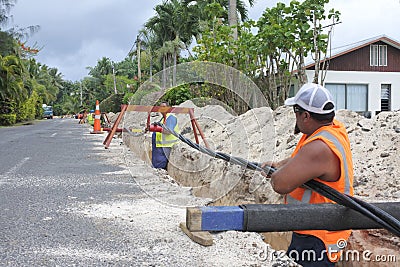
(137, 28), (159, 82)
(0, 54), (26, 103)
(145, 0), (194, 87)
(87, 57), (113, 79)
(183, 0), (256, 26)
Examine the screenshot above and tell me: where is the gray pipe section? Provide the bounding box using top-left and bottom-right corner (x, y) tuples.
(241, 202), (400, 232)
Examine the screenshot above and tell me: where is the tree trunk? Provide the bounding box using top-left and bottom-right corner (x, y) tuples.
(173, 47), (177, 86)
(150, 52), (153, 82)
(162, 54), (166, 89)
(312, 12), (320, 84)
(137, 36), (141, 84)
(228, 0), (238, 40)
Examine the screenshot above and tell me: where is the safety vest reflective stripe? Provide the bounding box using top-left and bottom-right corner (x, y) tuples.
(286, 189), (312, 204)
(313, 131), (351, 195)
(156, 138), (179, 145)
(155, 114), (179, 147)
(286, 129), (351, 205)
(285, 122), (353, 263)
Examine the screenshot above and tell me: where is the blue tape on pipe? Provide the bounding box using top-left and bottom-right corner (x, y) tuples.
(201, 206), (244, 231)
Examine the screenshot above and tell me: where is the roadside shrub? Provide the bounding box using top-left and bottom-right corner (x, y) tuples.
(14, 91), (38, 122)
(0, 114), (16, 125)
(162, 84), (193, 106)
(123, 92), (134, 104)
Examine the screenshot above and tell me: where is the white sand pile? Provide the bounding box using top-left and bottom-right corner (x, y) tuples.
(116, 102), (400, 265)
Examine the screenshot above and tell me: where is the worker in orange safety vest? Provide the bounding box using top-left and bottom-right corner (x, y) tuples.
(262, 83), (354, 266)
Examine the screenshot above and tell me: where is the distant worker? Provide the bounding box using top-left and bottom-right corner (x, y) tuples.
(150, 102), (180, 170)
(87, 110), (95, 126)
(79, 109), (88, 124)
(261, 83), (354, 266)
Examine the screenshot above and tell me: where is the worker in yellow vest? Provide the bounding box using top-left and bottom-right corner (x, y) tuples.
(262, 83), (354, 266)
(150, 102), (179, 170)
(87, 109), (95, 126)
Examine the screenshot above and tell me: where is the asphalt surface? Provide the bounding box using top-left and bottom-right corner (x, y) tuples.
(0, 118), (142, 266)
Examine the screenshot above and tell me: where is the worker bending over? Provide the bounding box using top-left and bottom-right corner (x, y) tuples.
(151, 102), (180, 170)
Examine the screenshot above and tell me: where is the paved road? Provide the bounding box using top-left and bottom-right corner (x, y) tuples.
(0, 119), (142, 266)
(0, 119), (277, 267)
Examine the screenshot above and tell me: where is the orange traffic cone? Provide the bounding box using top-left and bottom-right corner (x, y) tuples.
(90, 100), (103, 134)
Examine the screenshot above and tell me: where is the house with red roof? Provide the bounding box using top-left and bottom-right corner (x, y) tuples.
(304, 35), (400, 117)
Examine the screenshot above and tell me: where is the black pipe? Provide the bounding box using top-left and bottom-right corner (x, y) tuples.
(157, 122), (400, 237)
(240, 202), (400, 232)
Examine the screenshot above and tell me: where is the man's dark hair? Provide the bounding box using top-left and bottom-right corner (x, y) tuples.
(295, 103), (335, 123)
(159, 101), (169, 106)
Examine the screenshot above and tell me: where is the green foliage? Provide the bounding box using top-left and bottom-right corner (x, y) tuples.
(0, 54), (27, 102)
(14, 90), (39, 122)
(114, 57), (137, 79)
(0, 113), (16, 125)
(99, 93), (124, 113)
(1, 0), (340, 123)
(193, 0), (339, 109)
(0, 31), (15, 56)
(54, 80), (80, 115)
(122, 92), (134, 104)
(103, 74), (137, 95)
(162, 84), (193, 105)
(52, 104), (63, 117)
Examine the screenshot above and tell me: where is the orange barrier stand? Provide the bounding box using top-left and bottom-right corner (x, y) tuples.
(103, 104), (208, 149)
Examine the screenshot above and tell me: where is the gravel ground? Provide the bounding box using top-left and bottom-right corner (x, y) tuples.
(0, 119), (296, 267)
(65, 133), (298, 267)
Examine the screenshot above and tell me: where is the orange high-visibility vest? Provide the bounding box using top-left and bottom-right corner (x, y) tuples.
(285, 119), (354, 262)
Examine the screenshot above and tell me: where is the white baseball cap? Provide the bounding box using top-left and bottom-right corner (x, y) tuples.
(284, 83), (335, 114)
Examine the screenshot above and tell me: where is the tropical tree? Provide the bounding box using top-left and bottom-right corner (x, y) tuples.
(194, 0), (340, 110)
(0, 0), (73, 123)
(0, 31), (15, 56)
(135, 27), (161, 82)
(145, 0), (205, 88)
(184, 0), (256, 24)
(87, 57), (113, 80)
(0, 54), (26, 102)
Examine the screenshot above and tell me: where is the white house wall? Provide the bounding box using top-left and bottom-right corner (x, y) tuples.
(305, 70), (400, 114)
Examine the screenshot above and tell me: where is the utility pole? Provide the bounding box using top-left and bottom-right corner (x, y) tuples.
(112, 64), (117, 94)
(80, 83), (83, 107)
(136, 35), (141, 84)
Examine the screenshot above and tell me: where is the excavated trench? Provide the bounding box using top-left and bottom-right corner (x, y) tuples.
(117, 102), (400, 266)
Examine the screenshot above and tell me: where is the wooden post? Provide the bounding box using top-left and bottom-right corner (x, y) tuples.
(103, 104), (127, 148)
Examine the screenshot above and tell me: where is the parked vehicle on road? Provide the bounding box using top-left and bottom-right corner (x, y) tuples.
(43, 105), (54, 119)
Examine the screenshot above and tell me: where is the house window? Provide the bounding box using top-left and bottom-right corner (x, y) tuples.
(370, 45), (387, 66)
(289, 84), (295, 97)
(381, 84), (391, 111)
(325, 83), (368, 112)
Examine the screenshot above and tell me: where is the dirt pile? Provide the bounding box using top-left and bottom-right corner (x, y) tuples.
(119, 102), (400, 265)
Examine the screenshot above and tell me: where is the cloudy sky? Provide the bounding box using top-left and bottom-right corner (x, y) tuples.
(10, 0), (400, 82)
